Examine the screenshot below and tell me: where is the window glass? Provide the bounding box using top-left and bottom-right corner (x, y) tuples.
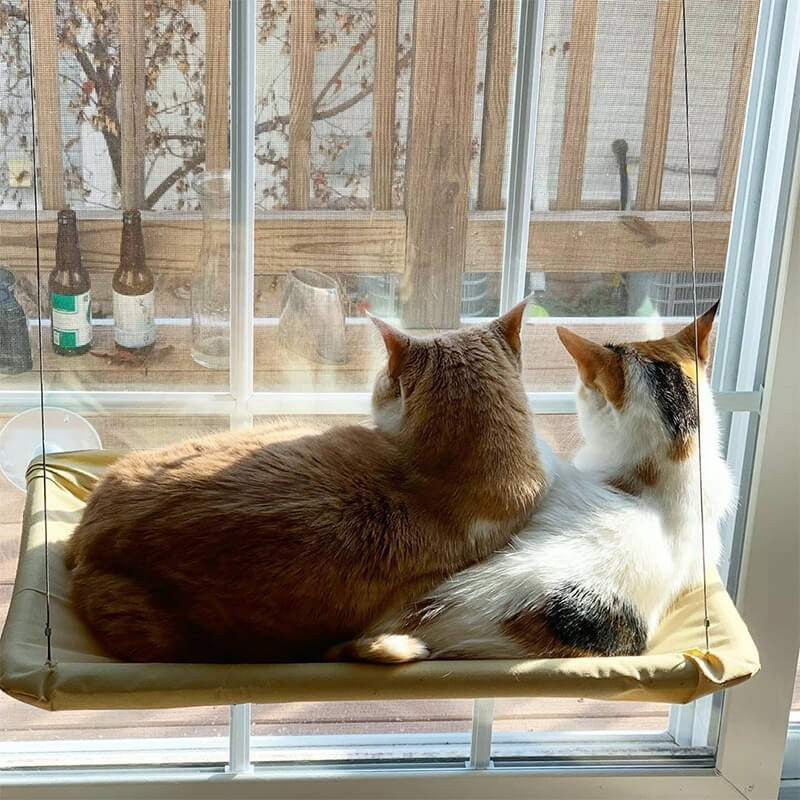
(0, 0), (764, 768)
(0, 415), (229, 764)
(0, 0), (232, 394)
(524, 0), (746, 392)
(253, 0), (511, 391)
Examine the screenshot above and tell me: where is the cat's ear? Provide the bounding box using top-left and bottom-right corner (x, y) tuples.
(557, 327), (625, 408)
(673, 301), (719, 363)
(491, 297), (530, 355)
(370, 314), (410, 379)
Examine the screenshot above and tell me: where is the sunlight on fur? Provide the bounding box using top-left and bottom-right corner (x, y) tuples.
(343, 304), (733, 664)
(64, 302), (546, 663)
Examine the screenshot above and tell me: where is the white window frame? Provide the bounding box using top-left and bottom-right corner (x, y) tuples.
(2, 0), (799, 795)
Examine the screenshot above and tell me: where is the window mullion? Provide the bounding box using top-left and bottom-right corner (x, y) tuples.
(227, 0), (257, 765)
(468, 698), (495, 769)
(230, 0), (256, 427)
(228, 704), (252, 774)
(498, 0), (545, 312)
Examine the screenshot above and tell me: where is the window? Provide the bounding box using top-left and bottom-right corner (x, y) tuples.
(0, 0), (798, 796)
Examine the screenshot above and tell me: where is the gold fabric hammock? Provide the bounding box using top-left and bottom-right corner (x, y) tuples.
(0, 451), (759, 712)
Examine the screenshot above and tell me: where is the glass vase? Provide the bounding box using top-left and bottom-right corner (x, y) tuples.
(191, 171), (230, 370)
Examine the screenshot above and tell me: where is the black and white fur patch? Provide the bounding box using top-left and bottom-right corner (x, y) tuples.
(605, 344), (698, 440)
(542, 582), (648, 656)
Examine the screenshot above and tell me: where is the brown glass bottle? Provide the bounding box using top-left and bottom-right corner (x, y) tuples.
(113, 209), (156, 354)
(50, 209), (92, 356)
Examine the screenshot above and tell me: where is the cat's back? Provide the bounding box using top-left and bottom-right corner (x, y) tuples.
(105, 421), (396, 492)
(69, 421), (404, 567)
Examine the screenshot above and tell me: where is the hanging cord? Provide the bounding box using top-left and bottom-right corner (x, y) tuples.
(25, 1), (53, 665)
(680, 0), (711, 653)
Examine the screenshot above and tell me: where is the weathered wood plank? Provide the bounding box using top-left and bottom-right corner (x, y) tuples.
(465, 211), (730, 274)
(716, 0), (759, 211)
(402, 0), (481, 328)
(0, 211), (407, 275)
(119, 0), (146, 208)
(371, 0), (400, 210)
(635, 0), (682, 211)
(0, 211), (730, 275)
(289, 0), (315, 209)
(478, 0), (516, 211)
(204, 0), (230, 172)
(555, 0), (598, 210)
(29, 0), (65, 210)
(0, 318), (690, 395)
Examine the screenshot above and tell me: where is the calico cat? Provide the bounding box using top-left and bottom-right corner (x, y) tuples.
(331, 304), (734, 662)
(64, 303), (546, 663)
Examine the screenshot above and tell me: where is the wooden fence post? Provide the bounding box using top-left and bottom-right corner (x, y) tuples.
(29, 0), (65, 210)
(555, 0), (598, 210)
(205, 0), (230, 172)
(119, 0), (146, 209)
(635, 0), (682, 211)
(478, 0), (517, 211)
(402, 0), (480, 329)
(289, 0), (315, 210)
(716, 0), (759, 211)
(371, 0), (400, 211)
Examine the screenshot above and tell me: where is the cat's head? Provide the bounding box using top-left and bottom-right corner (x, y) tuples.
(369, 302), (532, 446)
(556, 303), (718, 462)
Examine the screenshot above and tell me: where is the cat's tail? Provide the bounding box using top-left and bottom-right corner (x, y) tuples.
(326, 633), (430, 664)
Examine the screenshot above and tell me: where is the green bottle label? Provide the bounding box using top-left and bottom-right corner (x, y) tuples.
(51, 291), (91, 348)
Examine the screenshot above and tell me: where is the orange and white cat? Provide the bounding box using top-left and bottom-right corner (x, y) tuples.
(65, 304), (546, 662)
(334, 304), (734, 662)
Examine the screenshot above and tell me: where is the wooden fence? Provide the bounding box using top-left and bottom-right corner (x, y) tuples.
(4, 0), (759, 329)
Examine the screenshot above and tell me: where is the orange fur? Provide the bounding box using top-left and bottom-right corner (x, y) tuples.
(66, 312), (545, 662)
(556, 327), (626, 410)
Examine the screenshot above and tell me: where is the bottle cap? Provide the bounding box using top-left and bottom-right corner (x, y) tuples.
(0, 267), (16, 306)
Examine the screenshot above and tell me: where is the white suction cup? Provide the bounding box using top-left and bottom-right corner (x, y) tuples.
(0, 407), (101, 491)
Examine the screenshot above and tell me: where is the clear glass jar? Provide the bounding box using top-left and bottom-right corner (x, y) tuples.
(191, 171), (230, 370)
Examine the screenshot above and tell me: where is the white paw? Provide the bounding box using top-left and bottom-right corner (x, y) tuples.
(365, 634), (430, 663)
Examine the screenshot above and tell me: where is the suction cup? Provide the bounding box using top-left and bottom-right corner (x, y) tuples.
(0, 407), (101, 491)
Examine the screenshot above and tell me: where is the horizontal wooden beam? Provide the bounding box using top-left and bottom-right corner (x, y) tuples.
(469, 211), (730, 273)
(0, 316), (689, 395)
(0, 211), (729, 275)
(0, 212), (407, 276)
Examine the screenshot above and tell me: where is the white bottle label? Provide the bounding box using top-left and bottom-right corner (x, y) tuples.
(113, 289), (156, 349)
(51, 290), (92, 349)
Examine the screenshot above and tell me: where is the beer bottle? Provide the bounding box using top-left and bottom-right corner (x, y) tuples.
(50, 209), (92, 356)
(113, 209), (155, 353)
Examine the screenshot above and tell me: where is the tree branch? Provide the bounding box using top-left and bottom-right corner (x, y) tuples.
(314, 85), (373, 121)
(313, 31), (373, 113)
(146, 151), (205, 209)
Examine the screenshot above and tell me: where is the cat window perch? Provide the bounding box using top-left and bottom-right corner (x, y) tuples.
(0, 452), (759, 711)
(0, 0), (760, 711)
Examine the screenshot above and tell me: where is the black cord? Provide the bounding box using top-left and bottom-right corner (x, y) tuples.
(680, 0), (711, 654)
(25, 0), (53, 665)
